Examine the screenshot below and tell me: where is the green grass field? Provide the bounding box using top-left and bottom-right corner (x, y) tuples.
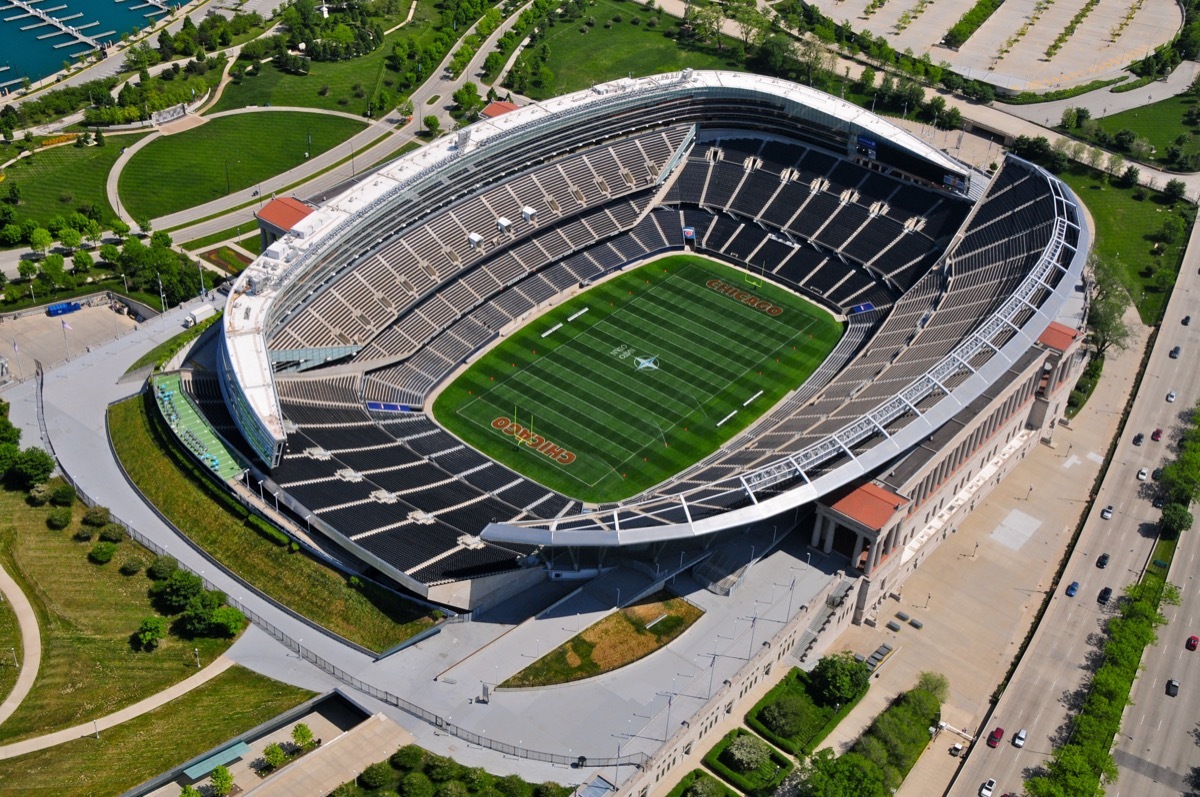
(1058, 164), (1195, 323)
(118, 112), (366, 220)
(0, 593), (19, 710)
(433, 256), (843, 503)
(1092, 94), (1199, 164)
(514, 0), (738, 100)
(0, 666), (313, 797)
(0, 486), (235, 744)
(0, 134), (147, 228)
(208, 3), (443, 115)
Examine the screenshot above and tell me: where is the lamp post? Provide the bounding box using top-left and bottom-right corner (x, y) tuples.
(193, 647), (200, 668)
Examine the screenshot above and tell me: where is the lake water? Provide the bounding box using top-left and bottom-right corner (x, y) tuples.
(0, 0), (173, 91)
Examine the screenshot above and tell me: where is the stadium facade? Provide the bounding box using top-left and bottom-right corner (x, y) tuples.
(215, 70), (1089, 616)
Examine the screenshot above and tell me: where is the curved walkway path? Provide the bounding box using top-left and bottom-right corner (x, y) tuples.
(105, 105), (380, 227)
(0, 654), (234, 760)
(0, 564), (40, 728)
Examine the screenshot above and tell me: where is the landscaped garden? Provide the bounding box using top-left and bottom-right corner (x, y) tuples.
(118, 112), (367, 220)
(665, 769), (738, 797)
(501, 591), (704, 687)
(0, 132), (147, 232)
(108, 393), (440, 653)
(0, 665), (313, 797)
(703, 729), (793, 796)
(746, 658), (870, 754)
(331, 742), (573, 797)
(201, 245), (252, 274)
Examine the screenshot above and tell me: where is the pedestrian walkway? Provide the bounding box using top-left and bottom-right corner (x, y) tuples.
(0, 563), (40, 728)
(0, 654), (234, 761)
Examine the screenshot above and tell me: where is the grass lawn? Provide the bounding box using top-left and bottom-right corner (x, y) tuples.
(237, 233), (263, 255)
(124, 311), (223, 375)
(703, 728), (793, 794)
(501, 590), (703, 687)
(0, 486), (235, 744)
(1092, 94), (1200, 164)
(209, 3), (443, 115)
(0, 134), (147, 229)
(108, 394), (439, 653)
(0, 594), (19, 709)
(665, 770), (739, 797)
(745, 668), (868, 754)
(514, 1), (739, 100)
(433, 256), (843, 502)
(119, 112), (366, 220)
(181, 222), (258, 251)
(0, 666), (313, 797)
(1058, 165), (1195, 323)
(202, 245), (252, 273)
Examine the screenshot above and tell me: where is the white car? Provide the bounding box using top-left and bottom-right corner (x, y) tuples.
(1013, 728), (1027, 748)
(981, 778), (996, 797)
(1167, 391), (1177, 403)
(1101, 505), (1114, 519)
(1138, 467), (1149, 481)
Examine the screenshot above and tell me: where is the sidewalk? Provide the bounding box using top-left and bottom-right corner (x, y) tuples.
(0, 563), (40, 728)
(0, 655), (234, 761)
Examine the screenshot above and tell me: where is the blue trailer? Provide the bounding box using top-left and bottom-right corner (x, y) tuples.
(46, 302), (82, 317)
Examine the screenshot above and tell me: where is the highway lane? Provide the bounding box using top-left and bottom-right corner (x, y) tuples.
(951, 216), (1200, 797)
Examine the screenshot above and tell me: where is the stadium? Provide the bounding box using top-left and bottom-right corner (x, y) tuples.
(209, 70), (1089, 618)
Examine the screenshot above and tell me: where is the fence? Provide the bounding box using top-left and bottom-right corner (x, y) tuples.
(32, 364), (649, 770)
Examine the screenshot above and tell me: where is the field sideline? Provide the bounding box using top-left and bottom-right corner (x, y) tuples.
(432, 255), (843, 503)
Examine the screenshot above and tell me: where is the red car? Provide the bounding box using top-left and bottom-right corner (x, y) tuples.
(987, 727), (1004, 747)
(1187, 635), (1198, 651)
(1152, 428), (1164, 442)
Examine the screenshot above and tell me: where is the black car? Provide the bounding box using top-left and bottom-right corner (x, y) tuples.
(1134, 433), (1145, 446)
(1098, 587), (1113, 604)
(1184, 315), (1192, 326)
(1171, 346), (1182, 359)
(1097, 553), (1110, 568)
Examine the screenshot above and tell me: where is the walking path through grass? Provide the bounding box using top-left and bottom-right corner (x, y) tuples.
(0, 655), (233, 760)
(0, 564), (39, 727)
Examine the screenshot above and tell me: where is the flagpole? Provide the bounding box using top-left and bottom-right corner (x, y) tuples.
(12, 341), (21, 382)
(61, 321), (70, 361)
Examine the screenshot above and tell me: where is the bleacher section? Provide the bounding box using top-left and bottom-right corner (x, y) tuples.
(152, 373), (246, 482)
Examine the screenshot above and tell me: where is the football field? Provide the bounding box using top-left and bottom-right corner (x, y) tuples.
(432, 255), (844, 503)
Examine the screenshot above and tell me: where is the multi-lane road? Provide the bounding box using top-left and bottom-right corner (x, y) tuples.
(952, 220), (1200, 796)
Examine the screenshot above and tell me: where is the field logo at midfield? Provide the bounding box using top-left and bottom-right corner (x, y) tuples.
(636, 355), (659, 371)
(705, 278), (785, 317)
(491, 417), (576, 464)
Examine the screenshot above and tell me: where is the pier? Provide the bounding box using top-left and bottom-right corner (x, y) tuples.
(0, 0), (102, 50)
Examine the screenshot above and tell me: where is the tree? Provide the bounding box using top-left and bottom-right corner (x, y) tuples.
(29, 227), (53, 256)
(915, 671), (950, 702)
(1161, 502), (1193, 539)
(1087, 254), (1134, 356)
(263, 742), (286, 769)
(360, 761), (393, 789)
(89, 541), (117, 564)
(72, 249), (94, 274)
(150, 568), (203, 613)
(1166, 178), (1188, 203)
(17, 259), (37, 281)
(180, 787), (201, 797)
(810, 651), (870, 707)
(137, 217), (153, 236)
(58, 226), (82, 252)
(110, 218), (129, 239)
(760, 693), (807, 738)
(94, 128), (105, 147)
(210, 764), (233, 796)
(136, 616), (167, 650)
(8, 447), (55, 488)
(147, 554), (178, 580)
(292, 721), (314, 749)
(721, 733), (770, 773)
(684, 776), (723, 797)
(423, 114), (441, 136)
(402, 771), (436, 797)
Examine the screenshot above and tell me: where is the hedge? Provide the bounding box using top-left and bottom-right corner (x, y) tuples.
(702, 729), (793, 796)
(943, 0), (1005, 49)
(746, 670), (870, 754)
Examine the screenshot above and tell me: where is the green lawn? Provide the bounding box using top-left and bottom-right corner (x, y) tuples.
(513, 1), (739, 100)
(0, 666), (313, 797)
(1093, 94), (1199, 164)
(0, 486), (235, 744)
(666, 770), (739, 797)
(703, 728), (794, 793)
(108, 394), (440, 652)
(0, 134), (147, 228)
(181, 222), (258, 251)
(745, 668), (869, 754)
(208, 3), (443, 115)
(1058, 165), (1195, 323)
(237, 233), (263, 255)
(0, 593), (19, 710)
(118, 112), (366, 220)
(433, 256), (843, 502)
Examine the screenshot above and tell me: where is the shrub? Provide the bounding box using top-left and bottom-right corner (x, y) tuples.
(292, 721), (314, 749)
(147, 554), (178, 580)
(89, 541), (117, 564)
(427, 755), (464, 782)
(49, 482), (76, 506)
(82, 505), (111, 526)
(684, 776), (724, 797)
(46, 506), (72, 530)
(438, 783), (470, 797)
(360, 761), (394, 789)
(760, 693), (808, 738)
(119, 555), (145, 576)
(207, 605), (247, 637)
(391, 744), (426, 771)
(73, 526), (94, 541)
(402, 771), (436, 797)
(263, 742), (286, 769)
(136, 615), (166, 650)
(210, 765), (233, 796)
(246, 514), (289, 546)
(721, 734), (770, 773)
(99, 522), (127, 543)
(150, 568), (203, 612)
(10, 447), (56, 489)
(26, 483), (51, 506)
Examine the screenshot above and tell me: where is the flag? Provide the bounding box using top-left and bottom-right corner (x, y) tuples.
(11, 341), (16, 353)
(61, 320), (72, 331)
